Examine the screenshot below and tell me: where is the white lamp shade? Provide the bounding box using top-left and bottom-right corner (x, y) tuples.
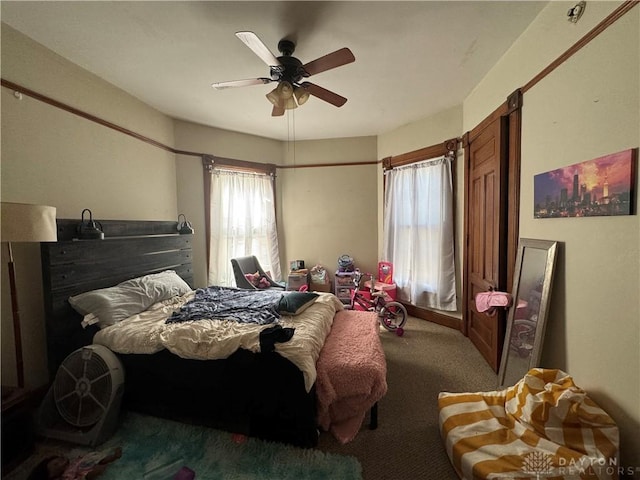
(1, 202), (58, 242)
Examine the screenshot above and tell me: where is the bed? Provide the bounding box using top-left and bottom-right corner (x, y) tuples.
(40, 220), (343, 447)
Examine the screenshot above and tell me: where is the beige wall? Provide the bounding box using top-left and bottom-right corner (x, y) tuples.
(1, 25), (178, 387)
(465, 1), (640, 466)
(280, 137), (378, 279)
(377, 105), (462, 159)
(172, 122), (378, 288)
(1, 25), (177, 219)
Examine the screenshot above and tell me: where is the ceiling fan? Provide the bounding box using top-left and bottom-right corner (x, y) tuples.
(212, 31), (355, 117)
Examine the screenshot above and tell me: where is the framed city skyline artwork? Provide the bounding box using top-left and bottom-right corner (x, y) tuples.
(534, 148), (637, 218)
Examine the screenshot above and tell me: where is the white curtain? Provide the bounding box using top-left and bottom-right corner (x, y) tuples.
(382, 155), (457, 311)
(208, 170), (282, 287)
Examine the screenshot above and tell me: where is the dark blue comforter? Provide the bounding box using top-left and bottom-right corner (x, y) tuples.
(166, 286), (283, 325)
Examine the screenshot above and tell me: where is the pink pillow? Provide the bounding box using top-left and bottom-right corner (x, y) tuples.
(244, 271), (270, 288)
(244, 271), (259, 286)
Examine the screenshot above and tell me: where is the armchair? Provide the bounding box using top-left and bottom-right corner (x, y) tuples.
(231, 256), (285, 290)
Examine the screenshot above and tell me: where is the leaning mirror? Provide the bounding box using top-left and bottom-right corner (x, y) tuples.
(498, 238), (558, 388)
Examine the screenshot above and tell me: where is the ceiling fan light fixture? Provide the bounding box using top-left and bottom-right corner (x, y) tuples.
(266, 87), (281, 107)
(294, 87), (310, 106)
(284, 97), (298, 110)
(277, 81), (294, 99)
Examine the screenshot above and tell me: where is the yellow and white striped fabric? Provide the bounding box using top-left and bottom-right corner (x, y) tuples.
(438, 369), (619, 480)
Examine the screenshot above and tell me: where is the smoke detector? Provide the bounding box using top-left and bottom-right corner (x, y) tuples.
(567, 1), (586, 23)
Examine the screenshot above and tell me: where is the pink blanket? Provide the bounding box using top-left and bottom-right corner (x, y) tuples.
(316, 310), (388, 443)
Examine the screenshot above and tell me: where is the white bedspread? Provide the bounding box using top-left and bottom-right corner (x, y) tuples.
(93, 291), (343, 392)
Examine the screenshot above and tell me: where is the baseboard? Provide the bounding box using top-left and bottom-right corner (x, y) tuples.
(1, 386), (30, 412)
(403, 304), (461, 330)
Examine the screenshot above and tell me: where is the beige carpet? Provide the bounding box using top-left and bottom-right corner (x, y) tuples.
(317, 316), (497, 480)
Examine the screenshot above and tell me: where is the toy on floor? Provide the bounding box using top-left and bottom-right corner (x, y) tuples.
(231, 433), (248, 444)
(142, 458), (195, 480)
(27, 446), (122, 480)
(173, 466), (196, 480)
(348, 270), (407, 336)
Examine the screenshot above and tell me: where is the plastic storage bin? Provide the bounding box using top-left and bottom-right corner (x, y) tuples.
(287, 273), (308, 291)
(334, 271), (357, 304)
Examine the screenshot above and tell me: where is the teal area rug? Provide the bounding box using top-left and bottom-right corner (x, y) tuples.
(97, 413), (362, 480)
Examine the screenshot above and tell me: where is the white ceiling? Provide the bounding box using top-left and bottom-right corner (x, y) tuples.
(1, 1), (547, 141)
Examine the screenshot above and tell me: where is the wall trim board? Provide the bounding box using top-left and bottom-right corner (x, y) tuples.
(522, 0), (638, 94)
(404, 304), (462, 330)
(278, 160), (379, 169)
(1, 78), (376, 170)
(1, 78), (182, 156)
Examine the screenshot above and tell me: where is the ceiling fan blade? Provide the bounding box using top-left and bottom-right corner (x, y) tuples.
(235, 31), (281, 67)
(211, 78), (272, 90)
(301, 82), (348, 107)
(272, 106), (285, 117)
(302, 48), (355, 77)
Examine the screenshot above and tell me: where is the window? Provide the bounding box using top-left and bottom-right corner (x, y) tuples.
(206, 168), (281, 287)
(382, 155), (456, 311)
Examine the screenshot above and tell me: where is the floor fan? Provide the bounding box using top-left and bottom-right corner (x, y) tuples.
(37, 345), (125, 446)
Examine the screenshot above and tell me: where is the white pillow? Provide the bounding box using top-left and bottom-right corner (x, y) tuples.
(69, 270), (192, 328)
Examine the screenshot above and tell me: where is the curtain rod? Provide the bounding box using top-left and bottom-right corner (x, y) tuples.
(201, 154), (276, 175)
(382, 137), (461, 171)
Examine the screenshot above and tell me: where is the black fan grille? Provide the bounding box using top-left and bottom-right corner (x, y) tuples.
(54, 348), (113, 427)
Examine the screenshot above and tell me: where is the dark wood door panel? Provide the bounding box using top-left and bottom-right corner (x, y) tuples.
(463, 98), (520, 371)
(471, 140), (497, 169)
(469, 174), (499, 285)
(469, 312), (491, 347)
(465, 116), (506, 372)
(470, 125), (498, 167)
(468, 312), (504, 369)
(468, 261), (503, 369)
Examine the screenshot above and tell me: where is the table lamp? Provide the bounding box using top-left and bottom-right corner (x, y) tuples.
(1, 202), (57, 396)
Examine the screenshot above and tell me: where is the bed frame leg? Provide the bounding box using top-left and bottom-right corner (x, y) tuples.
(369, 402), (378, 430)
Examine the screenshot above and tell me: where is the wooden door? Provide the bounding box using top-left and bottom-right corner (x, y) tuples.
(465, 116), (508, 371)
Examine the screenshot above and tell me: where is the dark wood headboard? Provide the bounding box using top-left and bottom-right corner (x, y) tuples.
(40, 219), (194, 379)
